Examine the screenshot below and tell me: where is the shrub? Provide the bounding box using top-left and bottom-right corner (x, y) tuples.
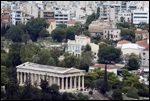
(112, 89), (123, 100)
(127, 89), (139, 99)
(122, 86), (132, 93)
(138, 87), (149, 97)
(89, 90), (93, 95)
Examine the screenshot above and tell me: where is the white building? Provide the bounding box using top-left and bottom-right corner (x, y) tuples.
(133, 10), (149, 25)
(55, 10), (70, 27)
(66, 35), (99, 59)
(121, 43), (145, 55)
(118, 11), (131, 22)
(89, 64), (117, 75)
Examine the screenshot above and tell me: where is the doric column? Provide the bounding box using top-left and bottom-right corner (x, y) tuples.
(17, 72), (19, 83)
(48, 76), (51, 86)
(82, 75), (84, 89)
(50, 76), (52, 85)
(24, 73), (26, 83)
(39, 74), (41, 85)
(31, 73), (33, 85)
(78, 76), (80, 90)
(58, 77), (60, 86)
(54, 76), (56, 84)
(61, 77), (64, 90)
(70, 77), (72, 89)
(42, 75), (45, 80)
(66, 77), (68, 90)
(74, 76), (76, 89)
(20, 72), (22, 84)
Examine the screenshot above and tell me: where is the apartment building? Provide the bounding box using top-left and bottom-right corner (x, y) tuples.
(133, 10), (149, 25)
(99, 4), (121, 21)
(118, 11), (131, 22)
(40, 10), (55, 20)
(11, 9), (32, 25)
(141, 46), (149, 67)
(22, 3), (38, 18)
(54, 10), (70, 27)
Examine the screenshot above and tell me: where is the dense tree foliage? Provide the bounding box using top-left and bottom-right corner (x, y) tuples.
(39, 29), (49, 38)
(20, 43), (41, 63)
(59, 52), (80, 68)
(51, 28), (66, 42)
(98, 46), (122, 63)
(36, 49), (55, 66)
(125, 57), (140, 70)
(57, 23), (67, 29)
(5, 25), (24, 42)
(65, 26), (76, 40)
(50, 48), (60, 66)
(112, 89), (123, 100)
(26, 18), (49, 41)
(7, 43), (24, 67)
(22, 34), (30, 45)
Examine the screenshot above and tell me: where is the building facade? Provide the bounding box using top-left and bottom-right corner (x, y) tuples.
(16, 62), (85, 92)
(118, 11), (131, 22)
(133, 10), (149, 25)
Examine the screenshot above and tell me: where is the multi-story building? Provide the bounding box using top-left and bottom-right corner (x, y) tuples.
(66, 35), (99, 59)
(11, 10), (32, 25)
(54, 10), (70, 27)
(22, 3), (38, 18)
(40, 10), (55, 20)
(118, 11), (131, 22)
(133, 10), (149, 26)
(141, 45), (149, 67)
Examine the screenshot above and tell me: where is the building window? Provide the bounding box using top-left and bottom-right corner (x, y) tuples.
(143, 52), (145, 56)
(70, 46), (71, 50)
(81, 40), (83, 43)
(51, 25), (53, 29)
(105, 31), (106, 33)
(116, 35), (117, 38)
(73, 46), (74, 50)
(78, 40), (79, 43)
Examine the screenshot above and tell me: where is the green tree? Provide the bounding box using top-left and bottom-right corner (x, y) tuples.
(26, 18), (49, 41)
(59, 52), (80, 68)
(39, 29), (49, 38)
(83, 30), (91, 37)
(22, 34), (30, 45)
(62, 92), (70, 100)
(50, 48), (60, 66)
(51, 28), (66, 42)
(125, 57), (140, 70)
(17, 23), (26, 33)
(57, 23), (67, 29)
(7, 43), (24, 67)
(98, 46), (122, 63)
(74, 22), (82, 35)
(79, 51), (94, 72)
(112, 89), (123, 100)
(40, 75), (49, 94)
(84, 72), (98, 88)
(96, 7), (100, 19)
(36, 49), (55, 65)
(20, 43), (41, 63)
(4, 25), (24, 42)
(1, 48), (6, 54)
(1, 53), (7, 66)
(65, 26), (76, 40)
(1, 66), (9, 86)
(141, 23), (149, 32)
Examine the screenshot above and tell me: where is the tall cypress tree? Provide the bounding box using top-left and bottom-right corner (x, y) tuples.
(104, 64), (108, 92)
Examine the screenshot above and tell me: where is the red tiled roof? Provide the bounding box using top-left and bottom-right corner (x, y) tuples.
(78, 35), (90, 39)
(117, 40), (131, 44)
(11, 10), (23, 12)
(90, 64), (117, 69)
(98, 41), (108, 45)
(3, 9), (11, 12)
(67, 21), (76, 24)
(136, 40), (148, 48)
(47, 19), (55, 22)
(143, 45), (149, 51)
(91, 22), (110, 25)
(1, 15), (9, 19)
(135, 30), (148, 34)
(1, 20), (8, 24)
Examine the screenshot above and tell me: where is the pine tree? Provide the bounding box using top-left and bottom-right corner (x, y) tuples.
(103, 64), (108, 93)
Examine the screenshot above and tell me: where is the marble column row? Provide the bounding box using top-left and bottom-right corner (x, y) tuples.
(17, 72), (84, 91)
